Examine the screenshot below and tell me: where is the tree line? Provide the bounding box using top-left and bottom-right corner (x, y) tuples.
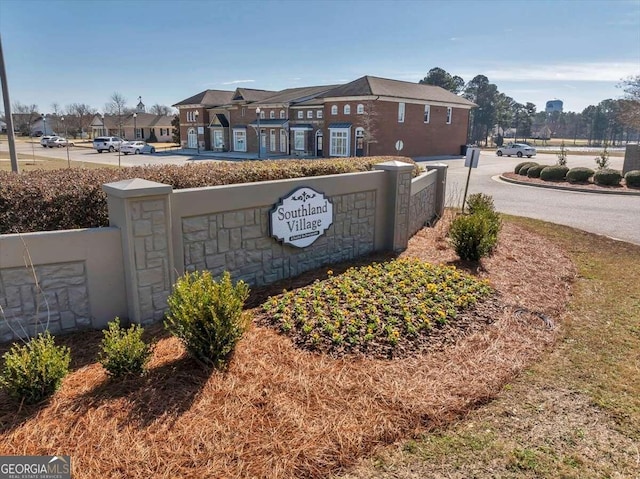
(419, 67), (640, 146)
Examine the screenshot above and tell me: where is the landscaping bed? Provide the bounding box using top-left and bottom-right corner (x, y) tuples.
(0, 216), (576, 478)
(502, 171), (640, 193)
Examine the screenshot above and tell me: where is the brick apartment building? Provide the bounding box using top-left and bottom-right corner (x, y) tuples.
(173, 76), (476, 158)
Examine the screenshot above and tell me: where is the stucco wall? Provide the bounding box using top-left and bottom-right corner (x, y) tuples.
(0, 228), (127, 342)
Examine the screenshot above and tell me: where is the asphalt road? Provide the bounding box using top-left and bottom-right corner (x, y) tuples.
(3, 141), (639, 245)
(418, 152), (640, 245)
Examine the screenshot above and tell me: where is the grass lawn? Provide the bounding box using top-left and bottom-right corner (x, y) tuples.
(0, 155), (117, 171)
(0, 216), (637, 478)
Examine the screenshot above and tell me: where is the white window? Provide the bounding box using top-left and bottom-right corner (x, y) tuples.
(135, 128), (142, 139)
(260, 110), (266, 119)
(280, 110), (285, 119)
(241, 107), (246, 117)
(260, 129), (266, 148)
(270, 129), (276, 151)
(297, 110), (304, 119)
(186, 111), (197, 122)
(270, 111), (275, 119)
(280, 129), (287, 152)
(294, 130), (305, 150)
(331, 105), (338, 115)
(329, 129), (349, 157)
(398, 102), (405, 123)
(357, 104), (364, 114)
(344, 104), (351, 115)
(424, 105), (430, 124)
(317, 110), (323, 119)
(233, 130), (246, 152)
(446, 107), (452, 124)
(307, 110), (313, 119)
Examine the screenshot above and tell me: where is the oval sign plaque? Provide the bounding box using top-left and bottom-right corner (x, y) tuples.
(270, 187), (333, 248)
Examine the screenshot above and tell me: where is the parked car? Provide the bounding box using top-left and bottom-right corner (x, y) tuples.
(121, 141), (156, 155)
(93, 136), (125, 153)
(496, 143), (536, 158)
(46, 137), (75, 148)
(40, 135), (56, 147)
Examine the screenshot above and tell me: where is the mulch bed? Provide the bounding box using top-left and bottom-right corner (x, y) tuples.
(0, 216), (576, 479)
(502, 172), (640, 193)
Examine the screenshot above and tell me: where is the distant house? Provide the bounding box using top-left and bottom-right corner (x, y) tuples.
(11, 113), (55, 136)
(173, 75), (476, 157)
(90, 113), (174, 142)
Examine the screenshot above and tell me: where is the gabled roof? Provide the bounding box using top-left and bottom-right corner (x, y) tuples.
(172, 89), (235, 107)
(320, 75), (476, 107)
(232, 88), (277, 103)
(255, 84), (340, 106)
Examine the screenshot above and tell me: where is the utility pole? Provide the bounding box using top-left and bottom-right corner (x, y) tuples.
(0, 34), (19, 172)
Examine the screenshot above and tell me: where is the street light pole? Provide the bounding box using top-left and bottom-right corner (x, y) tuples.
(194, 110), (200, 154)
(42, 114), (46, 136)
(256, 107), (261, 159)
(133, 112), (137, 140)
(101, 114), (106, 136)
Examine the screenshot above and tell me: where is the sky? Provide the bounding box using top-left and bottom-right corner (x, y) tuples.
(1, 0), (639, 115)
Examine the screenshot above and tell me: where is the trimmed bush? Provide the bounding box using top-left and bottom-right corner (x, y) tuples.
(165, 271), (250, 369)
(540, 165), (569, 181)
(514, 162), (531, 174)
(517, 162), (538, 176)
(526, 164), (550, 178)
(449, 211), (501, 261)
(624, 170), (640, 187)
(99, 318), (152, 378)
(566, 167), (595, 183)
(593, 168), (622, 186)
(465, 193), (495, 214)
(0, 332), (71, 404)
(0, 157), (417, 234)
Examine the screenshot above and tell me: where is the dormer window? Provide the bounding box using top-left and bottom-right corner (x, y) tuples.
(270, 111), (275, 119)
(357, 104), (364, 114)
(344, 104), (351, 115)
(280, 110), (285, 119)
(331, 105), (338, 115)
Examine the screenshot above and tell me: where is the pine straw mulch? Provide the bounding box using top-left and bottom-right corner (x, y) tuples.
(0, 217), (576, 479)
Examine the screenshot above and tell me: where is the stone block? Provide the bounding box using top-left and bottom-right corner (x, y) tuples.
(223, 211), (246, 228)
(205, 254), (226, 269)
(189, 243), (205, 266)
(68, 286), (89, 316)
(153, 236), (167, 251)
(184, 230), (209, 242)
(134, 220), (152, 237)
(39, 263), (85, 279)
(245, 210), (255, 225)
(152, 292), (168, 311)
(60, 311), (77, 330)
(152, 211), (165, 225)
(1, 268), (35, 286)
(230, 228), (242, 248)
(142, 199), (165, 212)
(218, 229), (230, 252)
(138, 268), (164, 287)
(183, 216), (209, 233)
(40, 276), (86, 290)
(204, 240), (218, 255)
(242, 224), (262, 239)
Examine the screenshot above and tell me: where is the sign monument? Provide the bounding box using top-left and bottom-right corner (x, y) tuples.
(270, 187), (333, 248)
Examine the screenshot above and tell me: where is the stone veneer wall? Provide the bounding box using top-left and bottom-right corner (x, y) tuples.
(0, 261), (90, 342)
(409, 175), (437, 237)
(182, 191), (376, 285)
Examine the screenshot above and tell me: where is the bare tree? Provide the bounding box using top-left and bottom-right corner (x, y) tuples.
(361, 100), (379, 155)
(50, 102), (62, 133)
(12, 102), (39, 136)
(150, 104), (175, 116)
(105, 92), (128, 137)
(66, 103), (97, 139)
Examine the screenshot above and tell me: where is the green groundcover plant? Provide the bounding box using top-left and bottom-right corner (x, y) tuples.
(262, 259), (492, 355)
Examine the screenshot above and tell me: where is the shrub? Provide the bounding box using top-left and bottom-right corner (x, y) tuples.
(593, 168), (622, 186)
(517, 162), (538, 176)
(557, 141), (568, 166)
(624, 170), (640, 187)
(449, 211), (501, 261)
(99, 318), (152, 378)
(514, 162), (531, 174)
(566, 167), (595, 183)
(0, 332), (71, 404)
(465, 193), (495, 214)
(526, 164), (550, 178)
(0, 157), (417, 234)
(147, 129), (158, 143)
(594, 146), (610, 169)
(540, 165), (569, 181)
(165, 271), (250, 369)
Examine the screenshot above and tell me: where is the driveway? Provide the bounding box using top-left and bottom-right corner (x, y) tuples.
(418, 152), (640, 245)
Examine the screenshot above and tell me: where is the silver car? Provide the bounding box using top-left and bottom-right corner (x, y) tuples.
(46, 137), (75, 148)
(121, 141), (156, 155)
(496, 143), (537, 158)
(93, 136), (125, 153)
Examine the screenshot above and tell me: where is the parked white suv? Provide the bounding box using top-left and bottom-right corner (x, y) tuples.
(93, 136), (125, 153)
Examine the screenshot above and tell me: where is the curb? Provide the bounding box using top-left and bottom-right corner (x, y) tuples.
(498, 175), (640, 196)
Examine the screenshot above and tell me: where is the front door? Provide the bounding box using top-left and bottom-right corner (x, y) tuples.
(260, 129), (267, 157)
(187, 128), (197, 148)
(355, 128), (364, 157)
(316, 132), (323, 157)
